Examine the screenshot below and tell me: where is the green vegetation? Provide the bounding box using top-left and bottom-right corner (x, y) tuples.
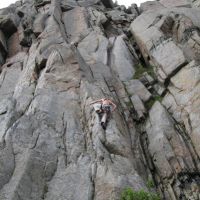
(145, 95), (163, 111)
(147, 179), (155, 189)
(133, 63), (156, 80)
(125, 101), (133, 109)
(120, 188), (160, 200)
(120, 188), (135, 200)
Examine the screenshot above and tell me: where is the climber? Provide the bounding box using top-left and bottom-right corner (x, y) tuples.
(90, 98), (117, 113)
(90, 98), (117, 129)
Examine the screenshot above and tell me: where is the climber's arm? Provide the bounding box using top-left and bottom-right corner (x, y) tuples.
(89, 99), (102, 105)
(109, 100), (117, 112)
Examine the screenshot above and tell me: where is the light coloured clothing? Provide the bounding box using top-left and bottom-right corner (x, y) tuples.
(93, 103), (101, 112)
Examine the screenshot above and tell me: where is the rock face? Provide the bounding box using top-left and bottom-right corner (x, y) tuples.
(131, 1), (200, 199)
(0, 0), (200, 200)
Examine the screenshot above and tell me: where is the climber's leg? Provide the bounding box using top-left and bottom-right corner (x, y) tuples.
(101, 112), (107, 129)
(101, 112), (107, 123)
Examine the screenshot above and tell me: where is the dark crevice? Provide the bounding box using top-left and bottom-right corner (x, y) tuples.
(101, 0), (113, 8)
(102, 20), (120, 38)
(164, 61), (188, 88)
(139, 128), (165, 198)
(62, 117), (68, 166)
(173, 121), (200, 170)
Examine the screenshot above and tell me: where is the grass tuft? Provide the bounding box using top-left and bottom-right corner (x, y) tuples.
(145, 95), (163, 111)
(147, 179), (155, 189)
(133, 63), (156, 80)
(120, 187), (160, 200)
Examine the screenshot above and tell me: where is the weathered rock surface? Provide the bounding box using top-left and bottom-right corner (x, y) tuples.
(140, 1), (164, 12)
(163, 61), (200, 158)
(0, 0), (200, 200)
(110, 35), (136, 81)
(0, 1), (145, 200)
(146, 101), (199, 199)
(160, 0), (192, 8)
(130, 2), (200, 199)
(125, 79), (151, 102)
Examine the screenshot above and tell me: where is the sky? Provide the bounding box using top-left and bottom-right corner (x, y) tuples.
(0, 0), (147, 9)
(117, 0), (146, 7)
(0, 0), (17, 9)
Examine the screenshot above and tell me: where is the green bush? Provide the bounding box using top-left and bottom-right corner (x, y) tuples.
(146, 179), (155, 189)
(145, 96), (163, 110)
(121, 188), (134, 200)
(120, 188), (160, 200)
(133, 64), (156, 80)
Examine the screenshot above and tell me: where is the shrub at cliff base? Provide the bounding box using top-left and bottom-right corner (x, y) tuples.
(120, 188), (160, 200)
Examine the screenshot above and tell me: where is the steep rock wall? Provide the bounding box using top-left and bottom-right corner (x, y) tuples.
(0, 0), (199, 200)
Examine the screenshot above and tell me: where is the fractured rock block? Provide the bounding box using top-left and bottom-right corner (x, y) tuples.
(166, 61), (200, 157)
(151, 40), (187, 82)
(63, 7), (89, 41)
(146, 101), (196, 179)
(78, 31), (109, 65)
(153, 83), (166, 96)
(125, 79), (151, 102)
(88, 7), (107, 26)
(139, 72), (155, 87)
(126, 4), (139, 17)
(131, 94), (146, 120)
(106, 10), (128, 24)
(77, 0), (101, 7)
(34, 0), (51, 8)
(130, 12), (164, 63)
(0, 137), (14, 190)
(0, 63), (22, 101)
(111, 35), (135, 81)
(170, 61), (200, 91)
(60, 0), (77, 11)
(140, 1), (164, 13)
(33, 13), (47, 37)
(7, 32), (22, 57)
